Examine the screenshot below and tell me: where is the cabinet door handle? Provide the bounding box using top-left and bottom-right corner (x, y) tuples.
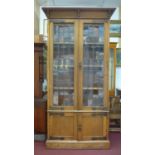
(78, 124), (82, 131)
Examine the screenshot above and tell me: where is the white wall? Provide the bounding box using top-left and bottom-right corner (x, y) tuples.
(34, 0), (40, 35)
(116, 67), (121, 90)
(39, 7), (47, 35)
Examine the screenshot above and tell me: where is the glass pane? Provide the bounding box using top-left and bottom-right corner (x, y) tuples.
(53, 23), (74, 106)
(53, 90), (74, 106)
(83, 24), (104, 106)
(109, 48), (114, 90)
(83, 89), (103, 106)
(54, 24), (74, 43)
(84, 24), (104, 44)
(83, 66), (103, 87)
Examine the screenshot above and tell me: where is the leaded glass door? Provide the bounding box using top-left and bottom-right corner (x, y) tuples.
(49, 20), (78, 110)
(79, 20), (106, 110)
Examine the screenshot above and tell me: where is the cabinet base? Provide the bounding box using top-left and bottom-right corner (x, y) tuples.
(46, 140), (110, 149)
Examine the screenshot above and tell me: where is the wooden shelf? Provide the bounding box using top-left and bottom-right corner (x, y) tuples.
(83, 65), (103, 67)
(48, 110), (109, 113)
(54, 87), (74, 90)
(54, 42), (74, 45)
(83, 87), (103, 90)
(84, 43), (103, 45)
(54, 65), (74, 67)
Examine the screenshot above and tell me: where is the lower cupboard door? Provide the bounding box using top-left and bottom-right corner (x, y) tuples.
(48, 112), (77, 140)
(78, 113), (109, 140)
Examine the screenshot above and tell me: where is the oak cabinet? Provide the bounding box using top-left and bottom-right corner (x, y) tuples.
(43, 7), (115, 149)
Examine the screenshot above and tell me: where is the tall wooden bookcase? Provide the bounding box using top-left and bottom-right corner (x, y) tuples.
(42, 7), (115, 149)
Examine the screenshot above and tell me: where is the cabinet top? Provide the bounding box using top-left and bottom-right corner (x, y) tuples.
(42, 7), (115, 20)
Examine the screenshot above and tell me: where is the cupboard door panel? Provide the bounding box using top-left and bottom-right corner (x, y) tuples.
(48, 113), (77, 140)
(80, 113), (108, 140)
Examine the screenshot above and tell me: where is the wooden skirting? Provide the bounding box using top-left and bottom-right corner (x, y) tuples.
(46, 140), (110, 149)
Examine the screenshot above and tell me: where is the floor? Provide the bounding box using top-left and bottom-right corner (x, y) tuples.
(34, 132), (120, 155)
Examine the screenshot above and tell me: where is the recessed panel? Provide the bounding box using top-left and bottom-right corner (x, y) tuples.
(49, 113), (76, 139)
(81, 113), (104, 140)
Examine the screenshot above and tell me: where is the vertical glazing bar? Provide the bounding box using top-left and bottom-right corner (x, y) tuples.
(104, 21), (110, 108)
(50, 22), (54, 108)
(47, 22), (50, 109)
(47, 21), (50, 139)
(47, 22), (53, 108)
(77, 20), (83, 140)
(74, 20), (78, 109)
(47, 21), (53, 138)
(78, 20), (83, 110)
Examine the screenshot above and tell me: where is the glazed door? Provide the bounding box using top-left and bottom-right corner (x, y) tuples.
(47, 20), (78, 140)
(78, 20), (109, 140)
(78, 20), (109, 110)
(49, 20), (78, 110)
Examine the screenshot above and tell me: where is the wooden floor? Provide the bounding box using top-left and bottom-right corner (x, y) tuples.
(34, 132), (121, 155)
